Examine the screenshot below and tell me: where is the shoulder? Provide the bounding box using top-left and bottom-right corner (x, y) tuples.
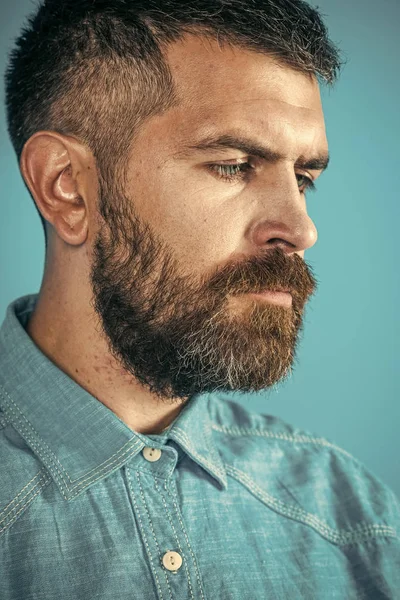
(209, 391), (341, 451)
(208, 393), (400, 545)
(0, 406), (51, 537)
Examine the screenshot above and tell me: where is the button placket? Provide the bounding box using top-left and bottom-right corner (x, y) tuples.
(126, 455), (206, 598)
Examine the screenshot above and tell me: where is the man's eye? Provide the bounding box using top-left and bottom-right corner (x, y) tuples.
(296, 174), (317, 194)
(208, 163), (317, 194)
(208, 162), (253, 182)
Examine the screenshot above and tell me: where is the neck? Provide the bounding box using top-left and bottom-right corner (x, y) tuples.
(26, 262), (186, 435)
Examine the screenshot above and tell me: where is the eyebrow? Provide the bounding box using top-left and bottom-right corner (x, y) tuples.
(179, 133), (330, 173)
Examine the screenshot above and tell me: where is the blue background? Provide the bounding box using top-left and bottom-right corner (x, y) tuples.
(1, 1), (399, 497)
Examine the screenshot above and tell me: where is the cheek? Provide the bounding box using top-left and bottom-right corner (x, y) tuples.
(137, 179), (247, 272)
(169, 211), (240, 271)
(167, 183), (252, 271)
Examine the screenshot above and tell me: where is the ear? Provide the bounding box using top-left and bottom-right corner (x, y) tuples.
(20, 131), (95, 246)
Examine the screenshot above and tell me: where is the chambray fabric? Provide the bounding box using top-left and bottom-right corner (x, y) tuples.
(0, 294), (400, 600)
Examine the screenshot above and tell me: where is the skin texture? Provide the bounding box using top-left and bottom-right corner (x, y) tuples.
(22, 35), (328, 434)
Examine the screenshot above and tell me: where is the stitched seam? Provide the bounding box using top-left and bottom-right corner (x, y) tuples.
(126, 467), (168, 600)
(165, 480), (206, 600)
(173, 427), (225, 482)
(0, 475), (51, 535)
(0, 384), (142, 482)
(153, 477), (195, 599)
(1, 386), (143, 498)
(0, 472), (50, 528)
(67, 441), (143, 500)
(137, 470), (174, 600)
(0, 412), (7, 429)
(0, 389), (73, 497)
(0, 470), (46, 519)
(337, 522), (398, 547)
(212, 423), (353, 458)
(226, 464), (397, 545)
(68, 438), (143, 483)
(231, 464), (397, 542)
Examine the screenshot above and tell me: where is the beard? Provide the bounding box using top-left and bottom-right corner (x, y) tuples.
(89, 176), (317, 404)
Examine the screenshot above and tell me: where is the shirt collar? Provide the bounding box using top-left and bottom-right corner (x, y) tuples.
(0, 294), (227, 500)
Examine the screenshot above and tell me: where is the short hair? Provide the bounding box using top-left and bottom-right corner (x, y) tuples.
(4, 0), (343, 248)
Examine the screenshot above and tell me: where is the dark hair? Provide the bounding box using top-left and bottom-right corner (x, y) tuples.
(4, 0), (343, 248)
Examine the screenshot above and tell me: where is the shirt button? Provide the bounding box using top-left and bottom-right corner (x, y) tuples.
(162, 551), (183, 572)
(142, 447), (162, 462)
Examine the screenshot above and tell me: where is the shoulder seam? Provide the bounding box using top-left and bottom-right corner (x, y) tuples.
(225, 464), (398, 546)
(0, 413), (8, 429)
(0, 468), (52, 537)
(211, 423), (353, 459)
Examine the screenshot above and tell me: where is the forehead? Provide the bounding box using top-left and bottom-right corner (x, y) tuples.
(157, 34), (328, 153)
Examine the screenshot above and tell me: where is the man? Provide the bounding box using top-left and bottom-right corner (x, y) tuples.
(0, 0), (399, 598)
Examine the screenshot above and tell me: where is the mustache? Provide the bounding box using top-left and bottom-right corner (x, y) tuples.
(206, 246), (317, 299)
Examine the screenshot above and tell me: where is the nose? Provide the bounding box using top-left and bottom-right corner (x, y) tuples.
(248, 171), (318, 256)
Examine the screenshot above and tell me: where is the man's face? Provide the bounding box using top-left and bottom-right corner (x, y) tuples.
(90, 35), (328, 403)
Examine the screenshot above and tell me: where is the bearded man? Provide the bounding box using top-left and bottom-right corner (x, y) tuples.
(0, 0), (399, 598)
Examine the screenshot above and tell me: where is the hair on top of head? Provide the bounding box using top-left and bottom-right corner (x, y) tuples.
(4, 0), (344, 247)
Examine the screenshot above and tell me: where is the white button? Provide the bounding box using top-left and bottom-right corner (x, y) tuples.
(162, 551), (183, 572)
(142, 447), (162, 462)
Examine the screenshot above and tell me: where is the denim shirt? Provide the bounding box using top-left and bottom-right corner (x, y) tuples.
(0, 294), (399, 600)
